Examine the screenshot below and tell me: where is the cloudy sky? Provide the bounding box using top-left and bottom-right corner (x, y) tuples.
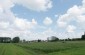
(0, 0), (85, 40)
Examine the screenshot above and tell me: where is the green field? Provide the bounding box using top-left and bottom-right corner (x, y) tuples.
(0, 41), (85, 55)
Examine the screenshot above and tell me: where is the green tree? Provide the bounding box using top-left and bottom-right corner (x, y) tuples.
(12, 36), (20, 43)
(81, 35), (85, 40)
(38, 39), (41, 42)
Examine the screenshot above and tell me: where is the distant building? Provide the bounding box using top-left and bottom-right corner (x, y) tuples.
(47, 36), (59, 42)
(0, 37), (11, 43)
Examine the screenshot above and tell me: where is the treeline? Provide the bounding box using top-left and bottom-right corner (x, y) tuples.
(1, 33), (85, 43)
(13, 34), (85, 43)
(20, 34), (85, 43)
(47, 34), (85, 42)
(29, 34), (85, 42)
(12, 37), (20, 43)
(0, 37), (20, 43)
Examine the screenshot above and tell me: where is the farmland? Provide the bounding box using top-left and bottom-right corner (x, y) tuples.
(0, 41), (85, 55)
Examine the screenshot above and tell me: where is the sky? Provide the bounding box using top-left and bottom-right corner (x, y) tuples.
(0, 0), (85, 40)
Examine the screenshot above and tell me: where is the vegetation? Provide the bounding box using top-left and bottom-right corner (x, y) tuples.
(12, 37), (20, 43)
(0, 37), (11, 43)
(0, 33), (85, 55)
(0, 41), (85, 55)
(81, 34), (85, 40)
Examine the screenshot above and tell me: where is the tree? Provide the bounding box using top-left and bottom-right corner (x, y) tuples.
(38, 39), (41, 42)
(81, 32), (85, 40)
(12, 36), (20, 43)
(23, 39), (26, 43)
(81, 35), (85, 40)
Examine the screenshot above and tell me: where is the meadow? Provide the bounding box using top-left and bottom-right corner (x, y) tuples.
(0, 41), (85, 55)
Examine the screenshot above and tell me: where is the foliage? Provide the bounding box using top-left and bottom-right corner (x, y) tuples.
(0, 41), (85, 55)
(0, 37), (11, 43)
(38, 39), (41, 42)
(15, 41), (85, 55)
(12, 37), (20, 43)
(81, 35), (85, 40)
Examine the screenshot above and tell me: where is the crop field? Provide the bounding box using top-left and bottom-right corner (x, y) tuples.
(0, 41), (85, 55)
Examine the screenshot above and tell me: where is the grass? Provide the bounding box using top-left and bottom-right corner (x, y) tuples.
(0, 41), (85, 55)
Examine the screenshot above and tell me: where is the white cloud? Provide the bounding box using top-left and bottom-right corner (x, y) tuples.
(77, 15), (85, 23)
(0, 0), (39, 39)
(28, 28), (57, 40)
(0, 22), (10, 29)
(57, 14), (71, 28)
(0, 5), (3, 13)
(57, 21), (67, 28)
(67, 5), (82, 16)
(57, 0), (85, 32)
(43, 17), (53, 25)
(31, 19), (37, 25)
(12, 0), (52, 11)
(1, 0), (85, 40)
(66, 25), (76, 33)
(0, 0), (52, 40)
(0, 0), (14, 10)
(14, 18), (37, 30)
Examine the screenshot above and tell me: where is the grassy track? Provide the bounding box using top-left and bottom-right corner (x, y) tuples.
(15, 41), (85, 55)
(0, 43), (36, 55)
(0, 41), (85, 55)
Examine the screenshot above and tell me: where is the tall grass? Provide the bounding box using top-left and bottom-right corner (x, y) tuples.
(0, 41), (85, 55)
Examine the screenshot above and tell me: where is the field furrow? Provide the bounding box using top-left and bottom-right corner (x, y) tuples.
(0, 41), (85, 55)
